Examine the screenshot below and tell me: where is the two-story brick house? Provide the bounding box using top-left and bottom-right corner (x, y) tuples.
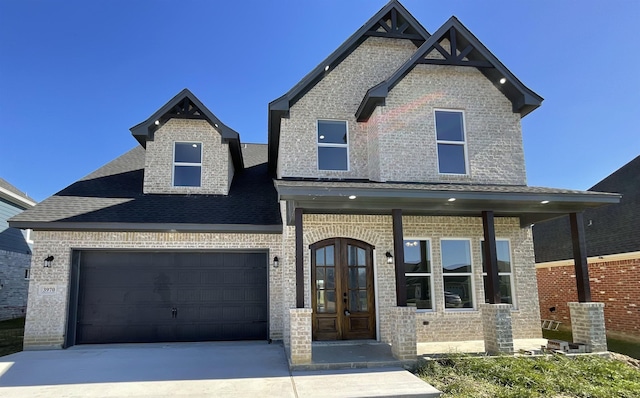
(10, 1), (619, 362)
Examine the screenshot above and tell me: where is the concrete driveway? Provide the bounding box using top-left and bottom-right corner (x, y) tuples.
(0, 342), (440, 398)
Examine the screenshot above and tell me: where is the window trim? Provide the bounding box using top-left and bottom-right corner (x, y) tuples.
(172, 141), (203, 187)
(404, 237), (434, 312)
(316, 119), (350, 172)
(440, 237), (475, 311)
(434, 109), (469, 176)
(481, 238), (517, 309)
(25, 229), (34, 244)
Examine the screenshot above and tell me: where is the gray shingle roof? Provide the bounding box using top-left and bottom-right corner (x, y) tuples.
(0, 177), (36, 204)
(9, 145), (281, 231)
(533, 155), (640, 262)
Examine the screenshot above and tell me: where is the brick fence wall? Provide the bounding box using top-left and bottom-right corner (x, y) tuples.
(536, 257), (640, 338)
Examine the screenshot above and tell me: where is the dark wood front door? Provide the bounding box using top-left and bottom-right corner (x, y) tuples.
(311, 238), (376, 340)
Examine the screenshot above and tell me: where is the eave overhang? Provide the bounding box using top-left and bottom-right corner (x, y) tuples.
(268, 0), (431, 174)
(356, 16), (544, 122)
(7, 221), (283, 234)
(130, 88), (244, 170)
(275, 181), (621, 227)
(0, 186), (36, 209)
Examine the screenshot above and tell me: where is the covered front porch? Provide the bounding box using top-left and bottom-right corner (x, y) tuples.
(276, 180), (620, 365)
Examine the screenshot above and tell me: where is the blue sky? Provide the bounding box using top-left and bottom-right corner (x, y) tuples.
(1, 0), (638, 202)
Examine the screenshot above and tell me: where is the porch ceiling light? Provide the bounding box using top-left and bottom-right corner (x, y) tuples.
(499, 77), (507, 84)
(540, 200), (550, 204)
(385, 251), (393, 264)
(154, 120), (160, 125)
(447, 197), (456, 202)
(348, 195), (357, 200)
(324, 65), (330, 71)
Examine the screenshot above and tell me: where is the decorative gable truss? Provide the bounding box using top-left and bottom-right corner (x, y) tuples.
(356, 16), (544, 121)
(365, 6), (426, 42)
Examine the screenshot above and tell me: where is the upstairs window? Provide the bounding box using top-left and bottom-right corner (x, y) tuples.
(317, 120), (348, 171)
(173, 142), (202, 187)
(435, 110), (467, 174)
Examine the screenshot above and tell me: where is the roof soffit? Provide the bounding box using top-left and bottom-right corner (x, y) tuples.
(356, 16), (544, 121)
(130, 88), (244, 170)
(268, 0), (430, 173)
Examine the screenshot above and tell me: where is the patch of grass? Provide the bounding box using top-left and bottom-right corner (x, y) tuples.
(416, 354), (640, 398)
(543, 329), (640, 360)
(0, 317), (25, 357)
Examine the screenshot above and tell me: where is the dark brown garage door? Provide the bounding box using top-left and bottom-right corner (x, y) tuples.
(70, 251), (267, 345)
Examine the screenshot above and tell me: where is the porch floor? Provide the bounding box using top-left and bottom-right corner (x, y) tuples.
(291, 341), (407, 371)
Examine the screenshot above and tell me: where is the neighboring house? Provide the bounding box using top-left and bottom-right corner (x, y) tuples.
(0, 178), (36, 321)
(10, 1), (619, 360)
(534, 155), (640, 339)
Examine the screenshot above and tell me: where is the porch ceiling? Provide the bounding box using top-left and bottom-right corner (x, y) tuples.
(275, 180), (621, 227)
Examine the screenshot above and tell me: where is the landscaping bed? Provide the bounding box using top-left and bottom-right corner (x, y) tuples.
(416, 354), (640, 398)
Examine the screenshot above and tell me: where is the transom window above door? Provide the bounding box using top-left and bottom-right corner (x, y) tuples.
(435, 110), (467, 175)
(317, 120), (348, 171)
(174, 142), (202, 187)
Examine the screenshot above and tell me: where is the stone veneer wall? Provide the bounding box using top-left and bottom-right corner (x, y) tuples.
(0, 249), (30, 321)
(283, 212), (541, 344)
(143, 119), (232, 195)
(376, 64), (526, 185)
(24, 230), (282, 349)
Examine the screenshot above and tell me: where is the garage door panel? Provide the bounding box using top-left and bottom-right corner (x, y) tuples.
(75, 251), (268, 344)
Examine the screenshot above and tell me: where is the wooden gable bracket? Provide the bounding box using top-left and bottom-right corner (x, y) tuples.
(165, 97), (207, 120)
(417, 27), (492, 68)
(365, 7), (425, 41)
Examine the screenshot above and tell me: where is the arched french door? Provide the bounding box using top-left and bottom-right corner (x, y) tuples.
(310, 238), (376, 340)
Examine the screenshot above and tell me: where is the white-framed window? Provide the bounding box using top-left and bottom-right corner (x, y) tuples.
(435, 109), (468, 175)
(441, 238), (474, 310)
(25, 229), (34, 244)
(173, 142), (202, 187)
(404, 239), (433, 311)
(481, 239), (516, 307)
(317, 120), (349, 171)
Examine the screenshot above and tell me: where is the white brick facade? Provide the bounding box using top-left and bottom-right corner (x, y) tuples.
(143, 119), (233, 195)
(23, 230), (282, 349)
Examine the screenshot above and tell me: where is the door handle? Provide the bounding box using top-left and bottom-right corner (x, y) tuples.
(171, 307), (177, 318)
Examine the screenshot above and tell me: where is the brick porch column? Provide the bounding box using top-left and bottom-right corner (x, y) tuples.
(480, 303), (514, 355)
(289, 308), (312, 365)
(568, 302), (607, 353)
(390, 306), (417, 360)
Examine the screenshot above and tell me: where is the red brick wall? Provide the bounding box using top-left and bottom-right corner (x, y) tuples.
(536, 257), (640, 338)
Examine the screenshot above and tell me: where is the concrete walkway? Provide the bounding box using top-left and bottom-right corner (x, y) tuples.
(0, 342), (440, 398)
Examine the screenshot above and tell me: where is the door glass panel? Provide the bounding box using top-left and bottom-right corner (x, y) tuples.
(348, 267), (357, 289)
(349, 291), (358, 312)
(348, 246), (356, 266)
(357, 248), (365, 266)
(326, 268), (335, 289)
(358, 290), (368, 312)
(325, 290), (336, 312)
(358, 268), (367, 288)
(316, 248), (325, 266)
(316, 290), (326, 313)
(325, 245), (334, 266)
(316, 268), (325, 289)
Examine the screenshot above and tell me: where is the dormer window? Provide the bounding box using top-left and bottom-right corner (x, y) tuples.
(317, 120), (348, 171)
(435, 110), (468, 175)
(173, 142), (202, 187)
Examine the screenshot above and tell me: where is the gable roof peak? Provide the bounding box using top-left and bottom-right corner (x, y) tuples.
(130, 88), (244, 170)
(268, 0), (430, 174)
(356, 15), (544, 121)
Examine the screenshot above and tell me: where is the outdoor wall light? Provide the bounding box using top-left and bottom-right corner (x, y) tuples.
(273, 256), (279, 268)
(385, 251), (393, 264)
(44, 255), (54, 268)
